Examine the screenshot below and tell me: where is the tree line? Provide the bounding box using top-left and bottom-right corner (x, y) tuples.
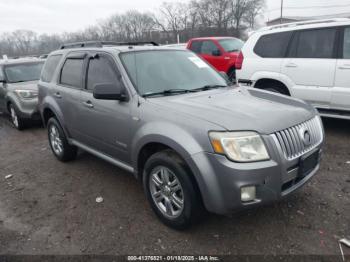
(0, 0), (264, 57)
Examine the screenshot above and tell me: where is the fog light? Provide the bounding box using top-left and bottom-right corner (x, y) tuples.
(241, 186), (256, 202)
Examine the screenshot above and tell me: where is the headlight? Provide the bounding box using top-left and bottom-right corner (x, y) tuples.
(209, 131), (270, 162)
(14, 90), (38, 99)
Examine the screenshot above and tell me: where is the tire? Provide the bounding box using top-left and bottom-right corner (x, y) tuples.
(47, 117), (77, 162)
(227, 68), (236, 83)
(143, 149), (203, 230)
(8, 104), (25, 130)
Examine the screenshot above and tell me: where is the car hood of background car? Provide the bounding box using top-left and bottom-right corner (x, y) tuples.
(147, 87), (316, 134)
(7, 81), (39, 91)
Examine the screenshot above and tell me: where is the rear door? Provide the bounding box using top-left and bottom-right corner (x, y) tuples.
(189, 40), (226, 71)
(332, 26), (350, 110)
(281, 27), (338, 108)
(78, 52), (132, 163)
(55, 52), (86, 138)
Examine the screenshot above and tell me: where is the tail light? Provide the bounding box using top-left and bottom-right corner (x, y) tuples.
(235, 51), (244, 70)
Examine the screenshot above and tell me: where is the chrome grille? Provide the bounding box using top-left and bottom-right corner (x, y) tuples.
(272, 117), (323, 160)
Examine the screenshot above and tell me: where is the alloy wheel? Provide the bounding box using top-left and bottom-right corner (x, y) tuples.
(49, 125), (63, 155)
(149, 166), (184, 218)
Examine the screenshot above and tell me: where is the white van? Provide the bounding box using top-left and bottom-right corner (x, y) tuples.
(236, 18), (350, 120)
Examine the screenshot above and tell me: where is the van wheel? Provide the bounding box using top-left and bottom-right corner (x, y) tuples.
(9, 104), (25, 130)
(47, 117), (77, 162)
(227, 68), (236, 82)
(143, 150), (203, 230)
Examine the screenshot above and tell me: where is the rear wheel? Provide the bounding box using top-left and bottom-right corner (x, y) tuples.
(47, 117), (77, 162)
(9, 104), (25, 130)
(143, 150), (203, 229)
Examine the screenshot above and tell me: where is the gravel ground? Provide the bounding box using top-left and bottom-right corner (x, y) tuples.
(0, 114), (349, 257)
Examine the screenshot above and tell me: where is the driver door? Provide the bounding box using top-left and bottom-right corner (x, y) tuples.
(77, 52), (132, 163)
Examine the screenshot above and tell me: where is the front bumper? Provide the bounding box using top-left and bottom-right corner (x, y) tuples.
(11, 97), (40, 121)
(190, 134), (323, 215)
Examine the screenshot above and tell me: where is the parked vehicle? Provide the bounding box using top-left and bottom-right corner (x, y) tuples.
(187, 37), (244, 81)
(236, 18), (350, 120)
(39, 41), (324, 229)
(0, 58), (45, 130)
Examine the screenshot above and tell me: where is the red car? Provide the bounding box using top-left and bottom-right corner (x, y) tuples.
(187, 37), (244, 81)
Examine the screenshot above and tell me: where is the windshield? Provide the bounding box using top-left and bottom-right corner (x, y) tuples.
(4, 62), (44, 83)
(120, 50), (227, 96)
(218, 38), (244, 52)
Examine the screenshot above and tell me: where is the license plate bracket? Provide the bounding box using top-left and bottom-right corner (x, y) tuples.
(299, 150), (319, 178)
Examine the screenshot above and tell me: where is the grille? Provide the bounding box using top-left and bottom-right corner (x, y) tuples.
(272, 117), (323, 160)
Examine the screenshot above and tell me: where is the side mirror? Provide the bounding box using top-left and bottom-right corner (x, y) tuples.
(93, 83), (127, 101)
(212, 50), (221, 56)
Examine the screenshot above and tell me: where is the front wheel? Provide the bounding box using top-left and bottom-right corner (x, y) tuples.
(47, 117), (77, 162)
(143, 150), (203, 229)
(9, 104), (25, 130)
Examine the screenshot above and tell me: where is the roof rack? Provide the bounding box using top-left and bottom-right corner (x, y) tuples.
(262, 18), (350, 31)
(59, 41), (159, 49)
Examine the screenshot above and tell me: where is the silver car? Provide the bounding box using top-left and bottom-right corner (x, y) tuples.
(38, 41), (324, 229)
(0, 59), (45, 130)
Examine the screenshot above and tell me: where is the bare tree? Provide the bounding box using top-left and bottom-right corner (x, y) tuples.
(244, 0), (265, 29)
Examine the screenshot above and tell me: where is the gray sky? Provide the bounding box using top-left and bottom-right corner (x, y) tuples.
(1, 0), (350, 34)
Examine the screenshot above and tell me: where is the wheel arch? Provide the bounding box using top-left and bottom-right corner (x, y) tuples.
(254, 78), (291, 96)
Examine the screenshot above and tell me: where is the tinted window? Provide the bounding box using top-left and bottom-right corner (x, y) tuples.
(200, 40), (219, 55)
(41, 55), (62, 82)
(4, 62), (44, 83)
(87, 55), (119, 91)
(296, 28), (336, 59)
(254, 32), (292, 58)
(60, 58), (84, 88)
(189, 41), (202, 53)
(343, 27), (350, 59)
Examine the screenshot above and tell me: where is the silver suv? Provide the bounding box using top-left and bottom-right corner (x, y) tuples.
(0, 58), (44, 130)
(38, 41), (324, 229)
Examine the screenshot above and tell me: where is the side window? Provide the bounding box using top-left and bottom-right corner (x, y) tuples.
(296, 28), (337, 59)
(41, 55), (62, 82)
(86, 55), (120, 91)
(254, 32), (292, 58)
(0, 67), (4, 80)
(200, 40), (219, 55)
(189, 41), (202, 54)
(60, 58), (84, 88)
(343, 27), (350, 59)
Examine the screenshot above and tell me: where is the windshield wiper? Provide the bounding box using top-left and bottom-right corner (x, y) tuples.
(142, 88), (196, 97)
(192, 84), (228, 92)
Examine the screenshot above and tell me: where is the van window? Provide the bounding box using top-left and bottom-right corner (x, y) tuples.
(343, 27), (350, 59)
(86, 55), (120, 91)
(254, 32), (292, 58)
(41, 55), (62, 82)
(296, 28), (337, 59)
(60, 58), (84, 88)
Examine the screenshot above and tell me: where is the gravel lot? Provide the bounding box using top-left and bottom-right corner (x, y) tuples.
(0, 114), (349, 257)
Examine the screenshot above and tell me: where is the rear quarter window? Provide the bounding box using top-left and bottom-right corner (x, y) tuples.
(41, 55), (62, 82)
(254, 32), (292, 58)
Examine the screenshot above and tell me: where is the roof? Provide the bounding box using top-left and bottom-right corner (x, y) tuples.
(267, 13), (350, 24)
(257, 18), (350, 34)
(189, 36), (239, 41)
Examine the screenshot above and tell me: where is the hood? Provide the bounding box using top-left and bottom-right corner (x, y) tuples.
(147, 87), (315, 134)
(7, 80), (39, 91)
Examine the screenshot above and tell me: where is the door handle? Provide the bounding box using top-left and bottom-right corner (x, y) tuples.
(285, 63), (298, 68)
(83, 101), (94, 108)
(54, 92), (62, 98)
(338, 64), (350, 70)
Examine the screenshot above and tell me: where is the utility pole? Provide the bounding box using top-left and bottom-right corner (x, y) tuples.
(280, 0), (284, 24)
